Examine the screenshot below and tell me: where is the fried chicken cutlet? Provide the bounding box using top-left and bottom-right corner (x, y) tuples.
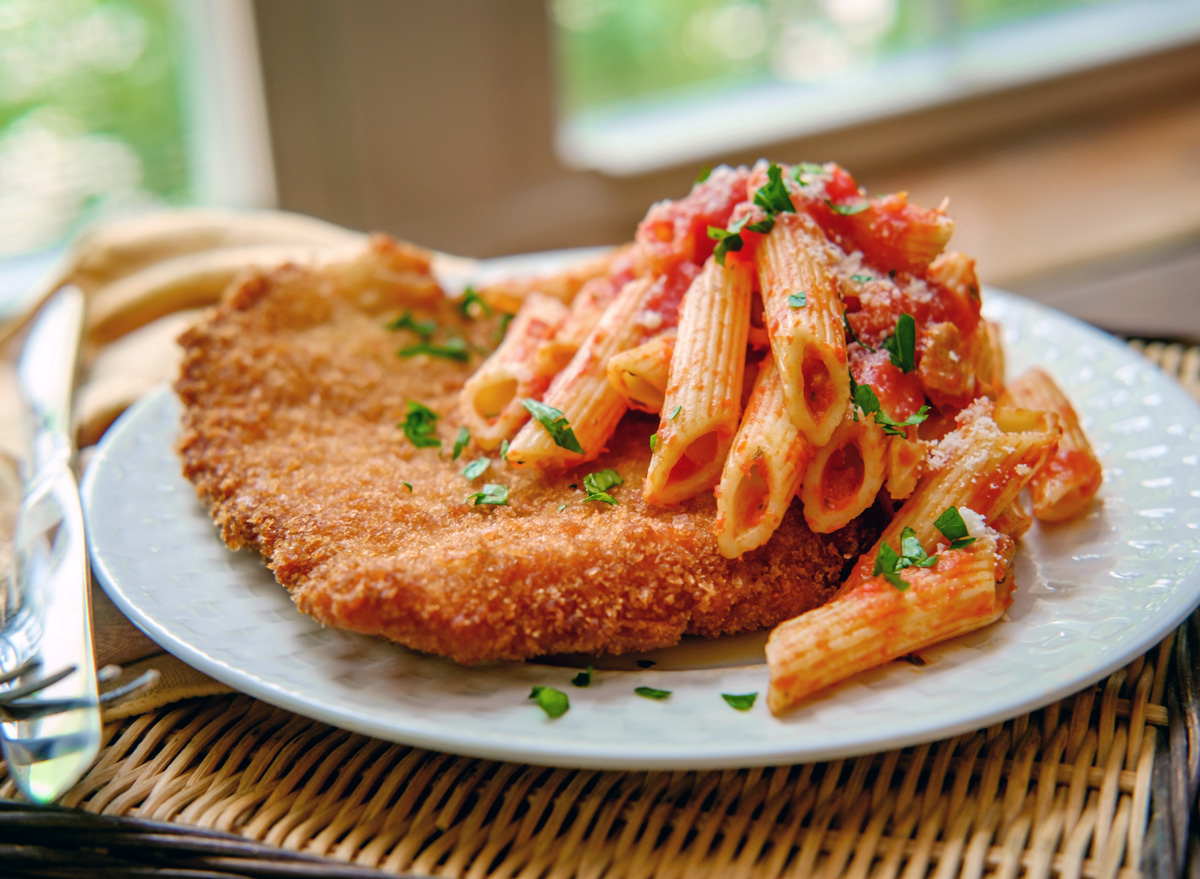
(176, 237), (880, 664)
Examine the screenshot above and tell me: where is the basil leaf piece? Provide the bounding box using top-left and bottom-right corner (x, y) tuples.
(557, 503), (568, 512)
(461, 458), (489, 480)
(934, 506), (969, 541)
(722, 692), (758, 711)
(951, 537), (977, 550)
(583, 468), (623, 505)
(400, 401), (441, 449)
(843, 311), (874, 352)
(850, 274), (873, 283)
(826, 199), (870, 216)
(451, 425), (470, 460)
(649, 433), (658, 452)
(849, 380), (929, 437)
(520, 399), (584, 454)
(386, 312), (437, 339)
(669, 405), (682, 420)
(753, 163), (796, 215)
(572, 665), (594, 688)
(788, 292), (807, 308)
(499, 438), (510, 458)
(635, 686), (671, 700)
(695, 164), (712, 183)
(465, 483), (508, 506)
(744, 216), (776, 234)
(793, 162), (826, 181)
(401, 481), (413, 492)
(882, 313), (917, 373)
(398, 337), (470, 362)
(529, 685), (569, 718)
(458, 286), (493, 319)
(707, 224), (743, 266)
(493, 312), (513, 346)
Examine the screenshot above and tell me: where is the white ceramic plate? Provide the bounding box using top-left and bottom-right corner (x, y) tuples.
(82, 289), (1200, 770)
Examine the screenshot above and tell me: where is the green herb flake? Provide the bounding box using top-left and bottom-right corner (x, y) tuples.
(788, 292), (807, 308)
(635, 686), (671, 700)
(935, 506), (977, 550)
(521, 399), (584, 454)
(850, 274), (874, 284)
(398, 337), (470, 362)
(499, 438), (511, 458)
(465, 483), (508, 506)
(452, 426), (470, 460)
(849, 377), (929, 438)
(722, 692), (758, 711)
(695, 164), (712, 183)
(744, 216), (775, 234)
(753, 163), (796, 216)
(873, 526), (940, 591)
(401, 481), (413, 492)
(386, 312), (437, 339)
(707, 224), (744, 266)
(843, 311), (874, 352)
(583, 468), (623, 505)
(669, 405), (682, 421)
(882, 313), (917, 373)
(649, 433), (658, 452)
(400, 401), (442, 449)
(493, 312), (513, 346)
(458, 286), (493, 319)
(529, 685), (569, 718)
(793, 162), (826, 182)
(461, 458), (490, 480)
(826, 199), (870, 216)
(557, 503), (568, 512)
(572, 664), (594, 688)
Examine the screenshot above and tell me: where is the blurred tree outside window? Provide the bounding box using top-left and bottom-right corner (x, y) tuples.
(0, 0), (192, 261)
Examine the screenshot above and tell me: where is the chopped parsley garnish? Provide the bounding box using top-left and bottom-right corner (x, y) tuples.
(695, 164), (712, 183)
(669, 405), (682, 420)
(557, 503), (568, 512)
(722, 692), (758, 711)
(850, 274), (874, 284)
(707, 224), (745, 266)
(935, 506), (977, 550)
(753, 163), (796, 216)
(499, 438), (510, 458)
(635, 686), (671, 700)
(882, 313), (917, 373)
(572, 665), (594, 688)
(520, 399), (584, 453)
(465, 483), (508, 506)
(457, 286), (493, 319)
(461, 458), (490, 480)
(649, 433), (658, 452)
(636, 660), (656, 669)
(529, 685), (569, 718)
(386, 312), (437, 339)
(452, 426), (470, 460)
(493, 312), (513, 346)
(826, 200), (870, 216)
(848, 374), (929, 437)
(398, 337), (470, 362)
(583, 468), (623, 505)
(788, 292), (807, 308)
(793, 162), (826, 181)
(873, 526), (938, 590)
(400, 401), (441, 449)
(843, 311), (874, 352)
(401, 481), (413, 492)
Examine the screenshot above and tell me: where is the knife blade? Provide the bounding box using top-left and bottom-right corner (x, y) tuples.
(1, 286), (101, 804)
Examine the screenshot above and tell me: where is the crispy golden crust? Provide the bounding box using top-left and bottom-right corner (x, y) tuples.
(176, 238), (879, 663)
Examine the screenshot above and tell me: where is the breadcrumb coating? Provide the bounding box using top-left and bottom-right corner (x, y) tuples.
(176, 238), (879, 663)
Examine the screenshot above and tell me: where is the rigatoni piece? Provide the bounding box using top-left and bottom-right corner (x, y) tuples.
(643, 259), (752, 504)
(1000, 367), (1103, 522)
(506, 276), (658, 468)
(715, 357), (813, 558)
(459, 293), (570, 450)
(756, 213), (849, 447)
(798, 411), (887, 534)
(607, 331), (676, 413)
(840, 398), (1059, 592)
(767, 534), (1014, 714)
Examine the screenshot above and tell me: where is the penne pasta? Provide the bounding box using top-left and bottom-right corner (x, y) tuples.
(756, 213), (849, 447)
(459, 292), (570, 450)
(644, 258), (752, 504)
(992, 495), (1033, 538)
(766, 533), (1014, 713)
(606, 331), (676, 413)
(999, 367), (1103, 522)
(798, 410), (887, 534)
(506, 276), (659, 468)
(715, 357), (814, 558)
(885, 428), (925, 501)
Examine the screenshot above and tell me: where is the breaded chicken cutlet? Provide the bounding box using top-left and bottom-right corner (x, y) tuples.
(176, 237), (880, 664)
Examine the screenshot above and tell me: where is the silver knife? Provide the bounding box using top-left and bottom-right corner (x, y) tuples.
(1, 286), (101, 803)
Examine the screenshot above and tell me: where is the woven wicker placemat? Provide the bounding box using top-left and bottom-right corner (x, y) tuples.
(1, 213), (1197, 878)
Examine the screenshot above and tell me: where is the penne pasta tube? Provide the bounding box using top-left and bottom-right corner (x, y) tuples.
(992, 495), (1033, 539)
(715, 357), (814, 558)
(506, 276), (658, 468)
(798, 410), (887, 534)
(477, 245), (628, 313)
(459, 292), (570, 450)
(840, 399), (1059, 592)
(766, 534), (1014, 714)
(756, 213), (849, 447)
(643, 259), (752, 504)
(606, 331), (676, 413)
(999, 368), (1102, 522)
